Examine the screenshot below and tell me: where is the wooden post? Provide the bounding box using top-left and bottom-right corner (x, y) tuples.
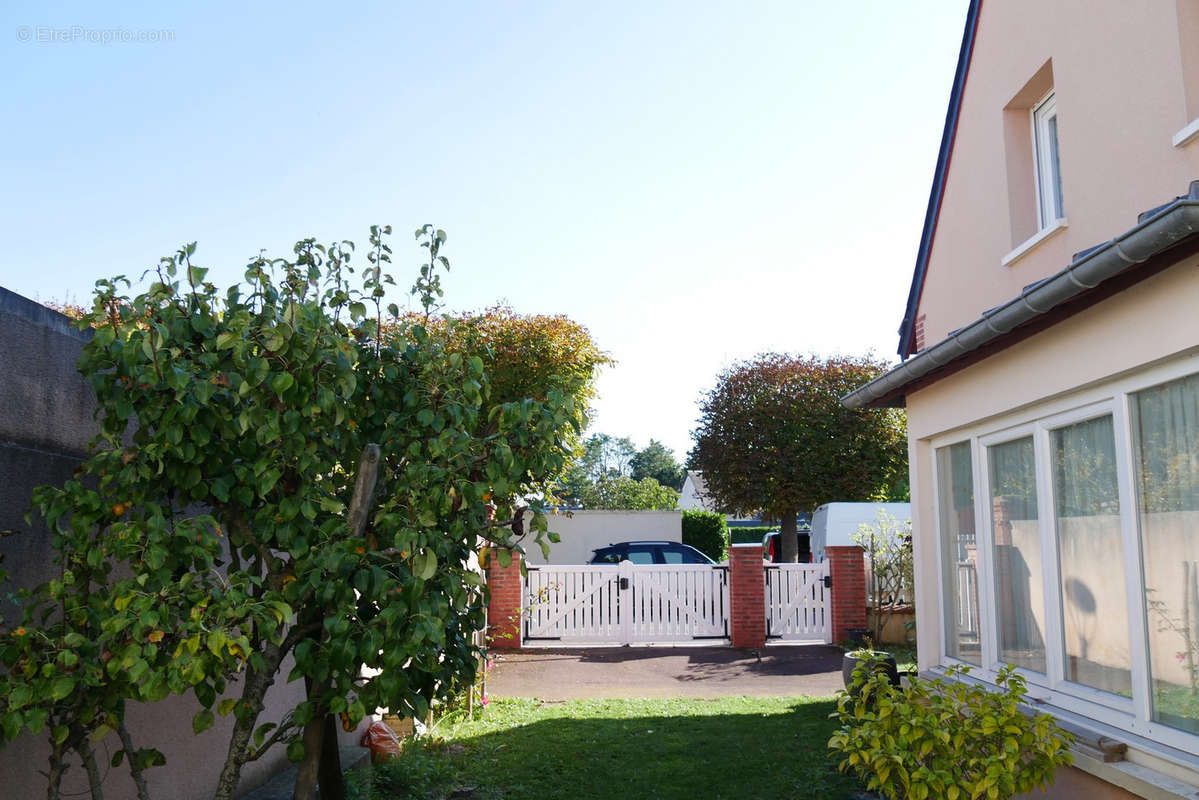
(294, 444), (380, 800)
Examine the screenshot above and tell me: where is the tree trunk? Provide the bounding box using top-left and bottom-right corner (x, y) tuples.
(318, 713), (345, 800)
(211, 644), (281, 800)
(75, 736), (105, 800)
(295, 443), (377, 800)
(291, 684), (326, 800)
(779, 511), (799, 563)
(117, 707), (151, 800)
(46, 738), (68, 800)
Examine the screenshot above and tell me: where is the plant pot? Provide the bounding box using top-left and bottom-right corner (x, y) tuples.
(842, 651), (899, 691)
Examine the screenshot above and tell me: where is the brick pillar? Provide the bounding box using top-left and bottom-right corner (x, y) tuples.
(486, 550), (522, 649)
(827, 545), (867, 645)
(728, 543), (766, 649)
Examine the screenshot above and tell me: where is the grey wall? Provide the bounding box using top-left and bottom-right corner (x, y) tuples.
(0, 288), (351, 799)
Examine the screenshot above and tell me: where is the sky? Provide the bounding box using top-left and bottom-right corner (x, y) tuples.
(1, 1), (968, 462)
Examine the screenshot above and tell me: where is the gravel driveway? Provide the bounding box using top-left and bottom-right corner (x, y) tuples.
(485, 645), (846, 700)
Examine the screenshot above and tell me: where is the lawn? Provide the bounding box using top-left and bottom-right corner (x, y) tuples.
(348, 696), (863, 800)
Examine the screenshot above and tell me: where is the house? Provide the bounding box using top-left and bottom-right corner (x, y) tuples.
(678, 470), (714, 512)
(843, 2), (1199, 797)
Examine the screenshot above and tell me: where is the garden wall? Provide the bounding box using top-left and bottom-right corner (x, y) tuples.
(522, 509), (683, 565)
(0, 288), (353, 799)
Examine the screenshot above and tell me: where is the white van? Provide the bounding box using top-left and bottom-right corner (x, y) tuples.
(809, 502), (911, 563)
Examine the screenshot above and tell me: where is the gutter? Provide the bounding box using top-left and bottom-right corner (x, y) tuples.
(845, 182), (1199, 409)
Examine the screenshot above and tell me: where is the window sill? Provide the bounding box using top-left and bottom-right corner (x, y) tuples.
(1001, 218), (1068, 267)
(1172, 117), (1199, 148)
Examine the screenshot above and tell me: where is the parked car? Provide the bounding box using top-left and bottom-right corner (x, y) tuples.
(764, 530), (812, 563)
(588, 541), (716, 565)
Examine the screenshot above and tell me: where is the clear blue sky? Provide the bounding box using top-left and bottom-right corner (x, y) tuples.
(2, 1), (967, 461)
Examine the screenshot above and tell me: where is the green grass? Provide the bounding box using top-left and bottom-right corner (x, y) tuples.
(349, 696), (864, 800)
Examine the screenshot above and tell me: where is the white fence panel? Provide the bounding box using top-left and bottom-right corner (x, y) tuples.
(522, 562), (729, 645)
(524, 564), (624, 643)
(627, 563), (729, 642)
(765, 563), (830, 642)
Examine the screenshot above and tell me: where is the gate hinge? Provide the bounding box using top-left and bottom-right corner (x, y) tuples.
(822, 574), (833, 589)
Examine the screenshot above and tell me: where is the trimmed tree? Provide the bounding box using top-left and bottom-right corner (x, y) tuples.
(689, 353), (907, 562)
(0, 226), (602, 800)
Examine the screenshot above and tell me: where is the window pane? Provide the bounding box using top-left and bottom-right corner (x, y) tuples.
(990, 436), (1047, 673)
(1052, 415), (1130, 695)
(1046, 115), (1064, 219)
(1133, 373), (1199, 734)
(625, 549), (655, 565)
(938, 442), (981, 664)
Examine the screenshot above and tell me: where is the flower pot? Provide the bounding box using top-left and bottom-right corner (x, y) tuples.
(842, 651), (899, 691)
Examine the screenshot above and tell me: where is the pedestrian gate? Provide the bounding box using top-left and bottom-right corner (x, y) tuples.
(523, 562), (729, 645)
(765, 562), (831, 642)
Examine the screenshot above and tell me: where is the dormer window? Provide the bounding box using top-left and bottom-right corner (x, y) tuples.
(1032, 91), (1064, 228)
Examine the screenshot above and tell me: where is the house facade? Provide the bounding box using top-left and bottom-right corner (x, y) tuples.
(845, 1), (1199, 796)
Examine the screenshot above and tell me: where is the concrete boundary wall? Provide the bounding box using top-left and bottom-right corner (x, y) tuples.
(523, 509), (683, 565)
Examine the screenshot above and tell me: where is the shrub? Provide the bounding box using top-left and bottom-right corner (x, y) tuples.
(682, 510), (727, 561)
(727, 525), (778, 545)
(828, 661), (1074, 800)
(851, 510), (914, 644)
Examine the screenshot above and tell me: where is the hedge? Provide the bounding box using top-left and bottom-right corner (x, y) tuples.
(681, 510), (728, 561)
(727, 525), (778, 545)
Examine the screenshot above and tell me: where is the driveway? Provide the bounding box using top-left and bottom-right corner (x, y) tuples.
(486, 645), (845, 700)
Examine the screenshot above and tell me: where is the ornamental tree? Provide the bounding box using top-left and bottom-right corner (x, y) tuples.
(688, 353), (907, 562)
(0, 226), (599, 800)
(630, 439), (685, 490)
(577, 476), (679, 510)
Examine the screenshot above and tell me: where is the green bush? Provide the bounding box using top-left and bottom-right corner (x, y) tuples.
(345, 739), (456, 800)
(681, 510), (728, 561)
(727, 525), (777, 545)
(828, 661), (1073, 800)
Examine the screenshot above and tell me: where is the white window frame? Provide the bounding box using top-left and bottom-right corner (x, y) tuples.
(927, 351), (1199, 759)
(1031, 91), (1064, 230)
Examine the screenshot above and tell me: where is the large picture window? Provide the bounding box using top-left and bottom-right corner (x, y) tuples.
(931, 361), (1199, 754)
(1051, 415), (1130, 696)
(938, 441), (980, 664)
(1133, 373), (1199, 734)
(989, 436), (1046, 674)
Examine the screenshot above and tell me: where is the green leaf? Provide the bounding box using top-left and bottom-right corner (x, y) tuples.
(218, 699), (236, 717)
(286, 739), (306, 762)
(416, 550), (438, 580)
(8, 685), (31, 710)
(52, 725), (69, 745)
(50, 676), (76, 700)
(270, 373), (295, 397)
(192, 709), (214, 734)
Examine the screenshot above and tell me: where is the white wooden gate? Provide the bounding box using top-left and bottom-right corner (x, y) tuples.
(765, 562), (831, 642)
(523, 562), (729, 645)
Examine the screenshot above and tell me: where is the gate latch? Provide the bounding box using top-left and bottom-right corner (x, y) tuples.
(619, 577), (630, 590)
(822, 575), (833, 589)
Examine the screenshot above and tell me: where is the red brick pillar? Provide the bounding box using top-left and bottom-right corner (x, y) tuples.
(486, 550), (522, 649)
(827, 545), (867, 645)
(728, 543), (766, 649)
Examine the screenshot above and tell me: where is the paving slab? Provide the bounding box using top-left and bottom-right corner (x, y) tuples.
(486, 645), (845, 700)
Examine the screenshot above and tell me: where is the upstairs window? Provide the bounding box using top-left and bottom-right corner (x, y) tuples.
(1032, 92), (1065, 229)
